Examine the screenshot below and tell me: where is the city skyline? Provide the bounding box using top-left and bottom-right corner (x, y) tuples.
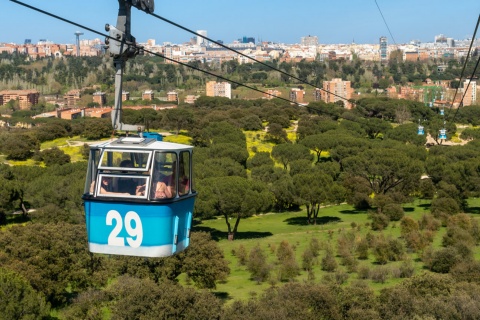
(2, 0), (479, 45)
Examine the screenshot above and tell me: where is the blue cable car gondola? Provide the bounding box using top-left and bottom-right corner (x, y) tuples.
(417, 125), (424, 135)
(82, 136), (197, 257)
(82, 0), (196, 257)
(439, 128), (447, 140)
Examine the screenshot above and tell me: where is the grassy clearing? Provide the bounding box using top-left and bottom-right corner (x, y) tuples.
(192, 198), (480, 302)
(245, 131), (275, 156)
(40, 135), (86, 150)
(162, 133), (192, 145)
(7, 159), (41, 166)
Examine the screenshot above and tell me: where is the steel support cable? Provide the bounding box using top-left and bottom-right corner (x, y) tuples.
(10, 0), (318, 108)
(374, 0), (397, 45)
(133, 11), (354, 104)
(446, 13), (480, 122)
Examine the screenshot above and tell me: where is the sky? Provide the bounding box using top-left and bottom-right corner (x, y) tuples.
(1, 0), (479, 45)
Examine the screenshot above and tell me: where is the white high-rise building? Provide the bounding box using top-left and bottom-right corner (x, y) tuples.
(196, 30), (207, 46)
(206, 81), (231, 99)
(463, 79), (477, 106)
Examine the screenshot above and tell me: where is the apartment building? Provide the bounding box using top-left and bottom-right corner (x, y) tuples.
(93, 91), (107, 106)
(463, 79), (477, 106)
(184, 95), (199, 104)
(206, 81), (231, 99)
(142, 90), (155, 100)
(122, 91), (130, 101)
(64, 89), (81, 107)
(167, 91), (178, 102)
(320, 78), (354, 109)
(264, 89), (281, 100)
(289, 88), (305, 103)
(0, 89), (40, 110)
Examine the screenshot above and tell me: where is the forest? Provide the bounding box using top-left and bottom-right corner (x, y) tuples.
(1, 51), (480, 319)
(0, 50), (477, 102)
(1, 95), (480, 318)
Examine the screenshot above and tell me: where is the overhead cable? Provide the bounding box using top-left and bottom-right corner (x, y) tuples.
(374, 0), (397, 45)
(447, 13), (480, 123)
(133, 10), (354, 104)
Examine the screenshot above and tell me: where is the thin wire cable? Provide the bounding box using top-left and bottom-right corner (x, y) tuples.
(374, 0), (397, 45)
(449, 54), (480, 123)
(446, 13), (480, 122)
(9, 0), (315, 108)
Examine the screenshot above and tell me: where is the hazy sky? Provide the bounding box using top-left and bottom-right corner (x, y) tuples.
(2, 0), (479, 45)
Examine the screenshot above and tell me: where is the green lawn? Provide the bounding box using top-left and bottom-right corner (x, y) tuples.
(191, 198), (480, 302)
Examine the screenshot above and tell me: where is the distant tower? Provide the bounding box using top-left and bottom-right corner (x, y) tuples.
(196, 30), (207, 46)
(74, 31), (84, 56)
(379, 36), (388, 63)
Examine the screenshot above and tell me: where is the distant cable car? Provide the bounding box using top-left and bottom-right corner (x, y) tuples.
(82, 135), (196, 257)
(440, 108), (445, 116)
(439, 128), (447, 140)
(417, 125), (424, 135)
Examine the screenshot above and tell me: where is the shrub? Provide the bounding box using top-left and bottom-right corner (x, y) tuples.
(351, 192), (371, 210)
(247, 245), (271, 283)
(383, 203), (404, 221)
(430, 247), (462, 273)
(341, 254), (358, 273)
(309, 237), (321, 257)
(419, 213), (441, 231)
(372, 236), (389, 265)
(302, 248), (315, 271)
(277, 257), (300, 282)
(430, 197), (460, 220)
(400, 216), (419, 237)
(451, 260), (480, 284)
(321, 247), (338, 272)
(399, 258), (415, 278)
(357, 265), (370, 279)
(370, 266), (389, 283)
(335, 270), (349, 285)
(276, 240), (295, 263)
(369, 212), (390, 231)
(387, 238), (405, 261)
(236, 244), (248, 266)
(40, 147), (71, 166)
(356, 237), (369, 260)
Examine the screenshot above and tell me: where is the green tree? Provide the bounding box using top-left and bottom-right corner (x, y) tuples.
(107, 276), (223, 320)
(39, 147), (71, 166)
(300, 133), (335, 163)
(0, 268), (49, 319)
(293, 170), (345, 225)
(271, 143), (312, 170)
(0, 223), (106, 307)
(266, 123), (288, 143)
(342, 147), (423, 196)
(195, 176), (273, 240)
(82, 118), (112, 140)
(181, 232), (230, 289)
(161, 107), (194, 135)
(0, 132), (39, 160)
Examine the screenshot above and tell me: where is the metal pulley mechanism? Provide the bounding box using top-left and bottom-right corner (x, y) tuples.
(129, 0), (155, 13)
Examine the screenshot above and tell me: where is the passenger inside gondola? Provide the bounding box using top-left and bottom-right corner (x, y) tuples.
(151, 152), (177, 199)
